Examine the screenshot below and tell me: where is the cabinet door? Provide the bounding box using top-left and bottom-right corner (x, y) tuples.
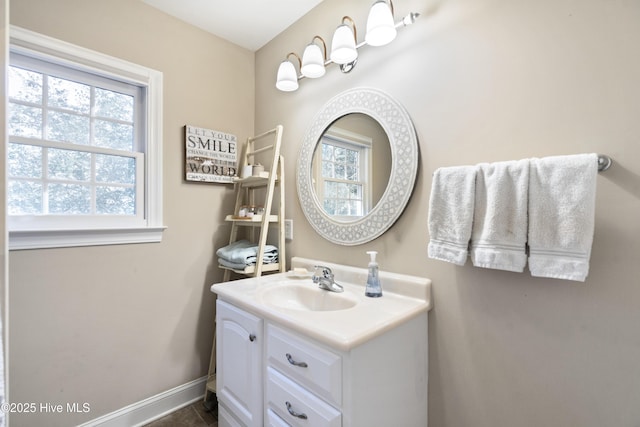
(217, 300), (263, 427)
(219, 404), (245, 427)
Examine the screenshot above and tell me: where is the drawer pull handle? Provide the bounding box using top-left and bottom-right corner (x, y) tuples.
(286, 401), (308, 420)
(286, 353), (308, 368)
(249, 334), (256, 342)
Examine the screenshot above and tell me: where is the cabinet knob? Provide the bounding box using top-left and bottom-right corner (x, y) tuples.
(249, 334), (256, 342)
(286, 353), (308, 368)
(286, 401), (308, 420)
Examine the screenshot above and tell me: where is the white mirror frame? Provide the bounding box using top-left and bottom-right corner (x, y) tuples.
(297, 87), (419, 245)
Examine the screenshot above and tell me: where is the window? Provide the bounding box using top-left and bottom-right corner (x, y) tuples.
(314, 127), (372, 221)
(8, 55), (143, 221)
(8, 27), (164, 249)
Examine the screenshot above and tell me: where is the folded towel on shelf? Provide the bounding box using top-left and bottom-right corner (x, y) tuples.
(217, 256), (278, 269)
(528, 153), (598, 281)
(245, 252), (278, 265)
(427, 165), (477, 265)
(216, 240), (279, 266)
(218, 258), (252, 271)
(470, 159), (530, 272)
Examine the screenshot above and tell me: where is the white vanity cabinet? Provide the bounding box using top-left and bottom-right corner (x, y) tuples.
(216, 298), (429, 427)
(213, 257), (432, 427)
(216, 300), (264, 427)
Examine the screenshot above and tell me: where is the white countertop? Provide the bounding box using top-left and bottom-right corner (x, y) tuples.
(210, 257), (432, 351)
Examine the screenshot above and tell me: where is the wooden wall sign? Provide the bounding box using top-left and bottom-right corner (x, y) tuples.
(185, 125), (238, 183)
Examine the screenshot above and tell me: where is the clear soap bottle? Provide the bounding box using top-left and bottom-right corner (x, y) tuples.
(365, 251), (383, 298)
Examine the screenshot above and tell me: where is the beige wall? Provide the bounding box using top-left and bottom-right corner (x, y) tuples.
(8, 0), (254, 425)
(256, 0), (640, 426)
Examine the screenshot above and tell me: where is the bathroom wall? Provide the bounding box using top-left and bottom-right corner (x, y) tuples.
(255, 0), (640, 426)
(8, 0), (254, 425)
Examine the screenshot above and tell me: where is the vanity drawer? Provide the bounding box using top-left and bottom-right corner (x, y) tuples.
(267, 367), (341, 427)
(266, 324), (342, 406)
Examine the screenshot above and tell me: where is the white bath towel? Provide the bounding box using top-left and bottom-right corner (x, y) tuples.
(428, 165), (477, 265)
(470, 159), (530, 272)
(528, 153), (598, 281)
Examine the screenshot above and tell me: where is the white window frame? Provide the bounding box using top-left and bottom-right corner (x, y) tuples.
(8, 26), (165, 250)
(313, 126), (372, 221)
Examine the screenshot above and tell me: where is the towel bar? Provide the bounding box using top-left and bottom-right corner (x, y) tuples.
(431, 154), (612, 174)
(597, 155), (612, 172)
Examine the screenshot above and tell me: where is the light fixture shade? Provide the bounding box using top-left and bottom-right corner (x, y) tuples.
(301, 43), (326, 78)
(275, 60), (299, 92)
(365, 1), (397, 46)
(330, 25), (358, 65)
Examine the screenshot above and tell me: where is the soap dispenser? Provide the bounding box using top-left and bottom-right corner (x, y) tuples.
(365, 251), (383, 298)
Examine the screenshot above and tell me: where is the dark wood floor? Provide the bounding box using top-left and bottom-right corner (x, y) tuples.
(143, 399), (218, 427)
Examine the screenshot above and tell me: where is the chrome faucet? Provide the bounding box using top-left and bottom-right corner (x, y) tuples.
(312, 265), (344, 293)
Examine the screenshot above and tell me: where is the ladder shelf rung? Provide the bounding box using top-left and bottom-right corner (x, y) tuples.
(217, 263), (282, 275)
(232, 173), (280, 188)
(225, 214), (279, 224)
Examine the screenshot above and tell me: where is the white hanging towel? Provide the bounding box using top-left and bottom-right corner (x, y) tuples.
(528, 153), (598, 281)
(470, 159), (530, 272)
(428, 165), (477, 265)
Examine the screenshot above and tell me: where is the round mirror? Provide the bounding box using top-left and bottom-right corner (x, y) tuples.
(297, 87), (419, 245)
(311, 113), (391, 222)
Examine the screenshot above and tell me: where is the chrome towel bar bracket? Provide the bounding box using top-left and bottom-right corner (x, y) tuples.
(597, 155), (612, 172)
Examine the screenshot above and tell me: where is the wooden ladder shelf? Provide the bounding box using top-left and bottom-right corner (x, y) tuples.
(205, 125), (286, 406)
(219, 125), (286, 280)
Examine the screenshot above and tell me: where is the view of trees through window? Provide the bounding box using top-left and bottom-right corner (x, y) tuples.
(8, 62), (139, 217)
(321, 141), (364, 217)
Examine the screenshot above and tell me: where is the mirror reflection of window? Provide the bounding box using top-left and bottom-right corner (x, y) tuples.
(313, 127), (372, 221)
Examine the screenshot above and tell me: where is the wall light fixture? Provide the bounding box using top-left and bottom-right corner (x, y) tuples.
(275, 0), (419, 92)
(301, 36), (328, 78)
(275, 52), (301, 92)
(365, 0), (397, 46)
(330, 16), (358, 65)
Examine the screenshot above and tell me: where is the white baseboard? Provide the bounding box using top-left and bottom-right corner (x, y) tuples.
(78, 376), (208, 427)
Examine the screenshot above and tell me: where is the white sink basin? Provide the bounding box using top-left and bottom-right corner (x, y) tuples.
(260, 282), (358, 312)
(211, 257), (432, 350)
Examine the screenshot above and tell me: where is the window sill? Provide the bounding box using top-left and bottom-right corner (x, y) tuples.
(9, 226), (167, 250)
